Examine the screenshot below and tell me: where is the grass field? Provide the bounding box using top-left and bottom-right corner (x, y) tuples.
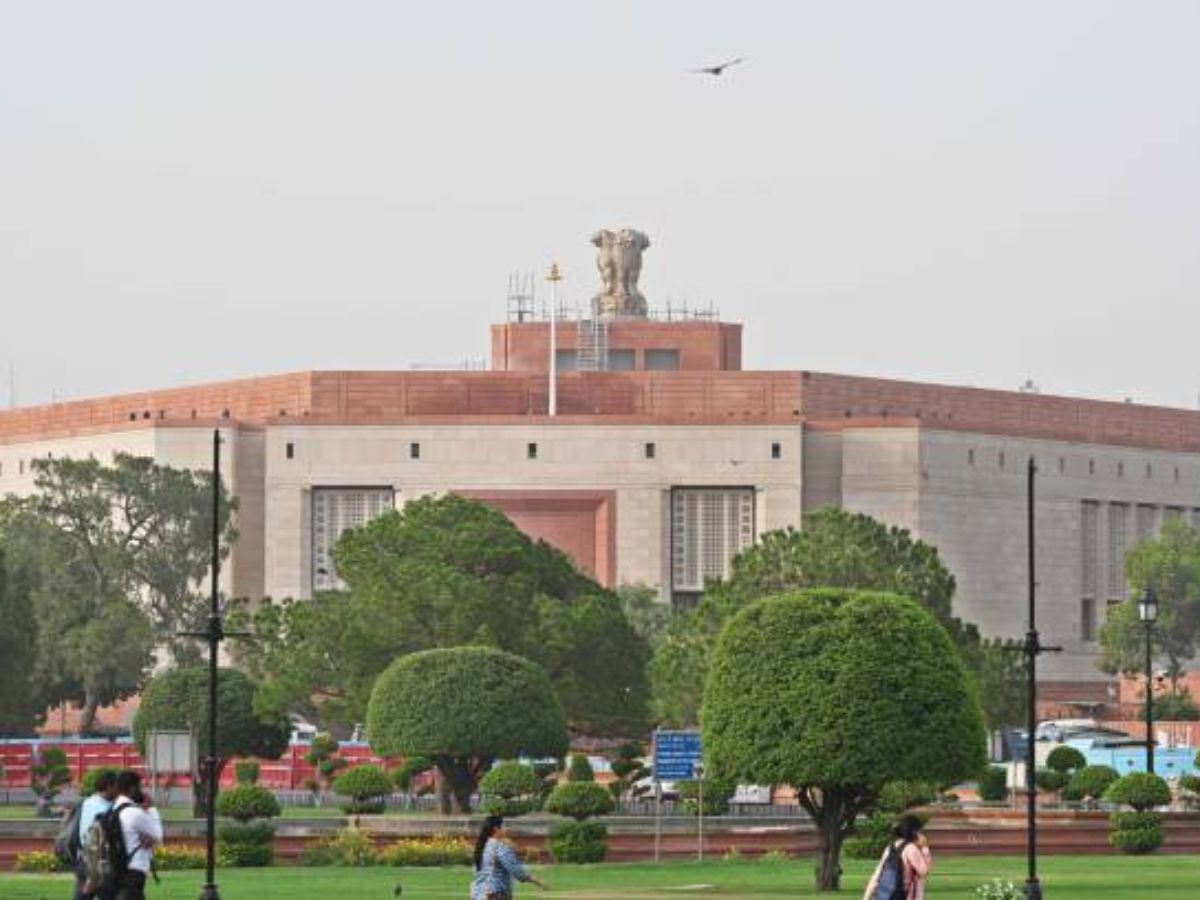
(0, 856), (1188, 899)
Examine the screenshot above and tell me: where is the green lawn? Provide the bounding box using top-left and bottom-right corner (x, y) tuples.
(1, 856), (1194, 899)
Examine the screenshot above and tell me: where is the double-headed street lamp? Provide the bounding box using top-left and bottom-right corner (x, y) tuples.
(1138, 587), (1159, 775)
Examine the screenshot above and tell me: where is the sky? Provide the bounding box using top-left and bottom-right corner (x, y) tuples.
(2, 2), (1199, 409)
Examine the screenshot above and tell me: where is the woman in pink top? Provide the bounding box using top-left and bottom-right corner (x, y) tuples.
(862, 814), (932, 900)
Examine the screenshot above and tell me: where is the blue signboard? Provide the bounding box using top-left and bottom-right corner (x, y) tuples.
(653, 729), (702, 780)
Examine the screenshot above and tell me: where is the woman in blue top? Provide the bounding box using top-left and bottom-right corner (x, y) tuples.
(470, 815), (547, 900)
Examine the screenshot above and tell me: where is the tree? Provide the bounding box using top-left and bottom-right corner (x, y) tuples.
(133, 667), (289, 816)
(0, 453), (237, 731)
(235, 494), (648, 736)
(332, 765), (394, 814)
(30, 747), (71, 814)
(366, 647), (569, 814)
(1100, 518), (1200, 692)
(0, 550), (43, 735)
(703, 589), (986, 892)
(651, 508), (1022, 729)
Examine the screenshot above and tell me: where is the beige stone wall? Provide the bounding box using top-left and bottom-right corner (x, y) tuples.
(262, 423), (804, 601)
(847, 428), (1200, 681)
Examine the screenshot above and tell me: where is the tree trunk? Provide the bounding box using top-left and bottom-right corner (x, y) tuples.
(435, 758), (475, 813)
(78, 693), (99, 736)
(815, 815), (845, 892)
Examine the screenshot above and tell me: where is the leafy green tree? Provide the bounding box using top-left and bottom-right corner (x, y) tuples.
(1101, 518), (1200, 692)
(0, 550), (43, 735)
(617, 584), (670, 643)
(366, 647), (569, 814)
(651, 508), (1022, 729)
(235, 494), (648, 736)
(393, 755), (434, 794)
(608, 742), (649, 800)
(133, 667), (289, 817)
(702, 589), (986, 892)
(1064, 765), (1119, 806)
(0, 453), (236, 731)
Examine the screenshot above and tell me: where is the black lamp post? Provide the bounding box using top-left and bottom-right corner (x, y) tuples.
(1138, 587), (1158, 776)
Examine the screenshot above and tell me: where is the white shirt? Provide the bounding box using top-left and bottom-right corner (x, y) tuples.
(113, 795), (163, 874)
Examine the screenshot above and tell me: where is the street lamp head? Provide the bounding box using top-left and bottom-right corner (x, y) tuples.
(1138, 587), (1158, 624)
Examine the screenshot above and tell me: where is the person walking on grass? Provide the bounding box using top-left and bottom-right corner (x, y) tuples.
(863, 813), (932, 900)
(72, 770), (119, 900)
(470, 815), (548, 900)
(110, 770), (162, 900)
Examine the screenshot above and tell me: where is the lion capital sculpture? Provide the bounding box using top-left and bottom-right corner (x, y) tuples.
(591, 228), (650, 318)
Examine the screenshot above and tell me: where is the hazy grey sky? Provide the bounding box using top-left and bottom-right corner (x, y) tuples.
(3, 2), (1199, 409)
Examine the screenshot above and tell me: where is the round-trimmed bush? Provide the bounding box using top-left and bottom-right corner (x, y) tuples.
(215, 784), (280, 822)
(234, 760), (261, 785)
(544, 782), (615, 821)
(480, 762), (542, 817)
(1045, 746), (1086, 774)
(217, 821), (276, 867)
(548, 821), (608, 863)
(1065, 765), (1119, 804)
(333, 764), (393, 814)
(677, 777), (735, 816)
(1035, 769), (1068, 792)
(1103, 772), (1172, 811)
(977, 766), (1009, 802)
(1109, 823), (1164, 854)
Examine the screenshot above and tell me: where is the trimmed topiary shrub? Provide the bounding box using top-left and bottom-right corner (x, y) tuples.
(217, 821), (276, 867)
(1104, 772), (1172, 811)
(234, 760), (261, 785)
(1045, 745), (1087, 774)
(215, 784), (280, 822)
(545, 781), (615, 820)
(1035, 769), (1068, 792)
(977, 766), (1009, 802)
(548, 821), (608, 863)
(215, 785), (279, 866)
(480, 762), (542, 817)
(567, 753), (595, 783)
(393, 756), (434, 793)
(1064, 765), (1119, 806)
(333, 764), (393, 814)
(1105, 773), (1171, 855)
(845, 781), (936, 859)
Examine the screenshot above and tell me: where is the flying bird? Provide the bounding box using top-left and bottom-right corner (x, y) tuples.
(691, 56), (745, 76)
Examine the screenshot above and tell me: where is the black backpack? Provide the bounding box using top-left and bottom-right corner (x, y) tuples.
(90, 800), (136, 893)
(52, 802), (83, 865)
(873, 839), (910, 900)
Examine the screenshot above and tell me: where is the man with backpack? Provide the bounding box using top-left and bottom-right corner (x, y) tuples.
(71, 771), (119, 900)
(92, 770), (162, 900)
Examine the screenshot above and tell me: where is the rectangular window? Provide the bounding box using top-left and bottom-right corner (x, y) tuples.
(644, 442), (656, 459)
(1165, 507), (1183, 522)
(671, 488), (755, 597)
(1081, 501), (1099, 600)
(968, 448), (975, 466)
(1137, 504), (1157, 544)
(771, 442), (782, 460)
(312, 488), (395, 591)
(1108, 503), (1128, 602)
(285, 442), (295, 460)
(645, 349), (681, 371)
(409, 442), (420, 460)
(607, 349), (636, 370)
(527, 442), (538, 460)
(555, 350), (578, 371)
(1081, 598), (1097, 643)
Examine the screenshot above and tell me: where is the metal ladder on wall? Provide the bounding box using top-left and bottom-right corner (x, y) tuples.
(576, 316), (609, 371)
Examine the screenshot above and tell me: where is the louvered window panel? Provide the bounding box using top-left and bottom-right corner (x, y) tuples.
(671, 488), (755, 594)
(312, 488), (395, 591)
